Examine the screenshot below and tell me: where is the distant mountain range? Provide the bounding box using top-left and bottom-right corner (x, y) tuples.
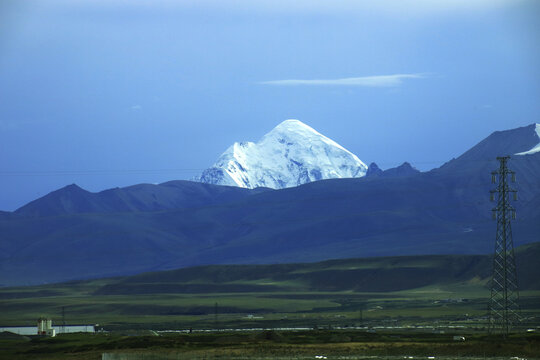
(1, 123), (539, 286)
(197, 119), (368, 188)
(14, 181), (271, 217)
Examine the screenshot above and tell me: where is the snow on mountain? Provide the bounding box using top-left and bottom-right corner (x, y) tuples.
(198, 119), (368, 189)
(515, 123), (540, 156)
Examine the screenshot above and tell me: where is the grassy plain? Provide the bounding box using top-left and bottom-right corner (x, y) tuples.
(1, 252), (539, 331)
(1, 330), (539, 360)
(1, 247), (539, 359)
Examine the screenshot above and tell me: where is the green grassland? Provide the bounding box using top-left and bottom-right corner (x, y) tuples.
(1, 243), (539, 332)
(1, 330), (540, 360)
(1, 245), (539, 359)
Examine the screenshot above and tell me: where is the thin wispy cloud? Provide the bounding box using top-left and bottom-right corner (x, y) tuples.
(260, 73), (428, 87)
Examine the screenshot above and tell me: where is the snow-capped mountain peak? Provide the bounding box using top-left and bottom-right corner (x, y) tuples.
(198, 119), (368, 189)
(515, 123), (540, 156)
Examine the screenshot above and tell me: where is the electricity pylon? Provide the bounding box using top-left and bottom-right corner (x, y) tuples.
(488, 156), (520, 336)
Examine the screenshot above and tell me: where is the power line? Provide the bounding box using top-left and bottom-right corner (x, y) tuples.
(0, 157), (516, 177)
(0, 169), (204, 176)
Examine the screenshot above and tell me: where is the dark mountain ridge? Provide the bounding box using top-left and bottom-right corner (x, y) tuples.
(1, 124), (539, 286)
(441, 123), (539, 167)
(15, 180), (272, 217)
(366, 161), (420, 178)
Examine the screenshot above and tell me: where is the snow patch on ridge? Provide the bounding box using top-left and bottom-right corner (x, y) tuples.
(515, 123), (540, 155)
(198, 119), (368, 189)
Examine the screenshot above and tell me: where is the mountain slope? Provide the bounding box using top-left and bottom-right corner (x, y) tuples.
(2, 168), (538, 286)
(92, 241), (540, 294)
(435, 123), (540, 205)
(439, 123), (540, 168)
(1, 123), (539, 286)
(15, 181), (271, 217)
(198, 119), (368, 189)
(515, 123), (540, 155)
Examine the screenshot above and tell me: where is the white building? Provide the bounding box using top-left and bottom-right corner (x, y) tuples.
(37, 317), (56, 337)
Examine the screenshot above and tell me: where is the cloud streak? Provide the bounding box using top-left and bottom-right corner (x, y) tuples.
(260, 73), (427, 87)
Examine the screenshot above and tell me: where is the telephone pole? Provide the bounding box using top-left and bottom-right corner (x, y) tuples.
(488, 156), (520, 336)
(61, 306), (65, 334)
(214, 302), (219, 330)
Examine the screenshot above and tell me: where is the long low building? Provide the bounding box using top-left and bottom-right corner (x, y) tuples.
(0, 325), (95, 335)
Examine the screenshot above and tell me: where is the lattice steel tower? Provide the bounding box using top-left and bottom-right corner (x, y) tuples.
(489, 156), (520, 335)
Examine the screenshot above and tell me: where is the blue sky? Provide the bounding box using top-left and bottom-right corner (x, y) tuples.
(1, 0), (539, 210)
